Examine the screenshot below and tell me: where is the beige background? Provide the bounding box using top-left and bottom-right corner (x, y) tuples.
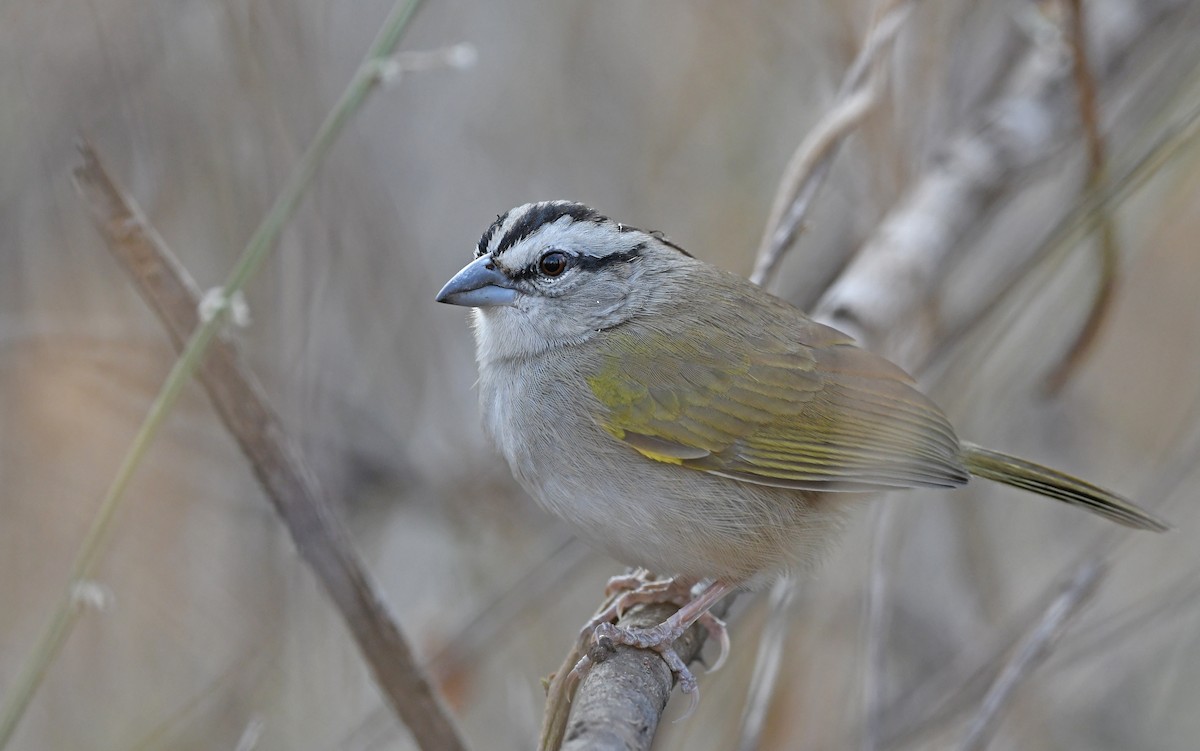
(2, 0), (1199, 748)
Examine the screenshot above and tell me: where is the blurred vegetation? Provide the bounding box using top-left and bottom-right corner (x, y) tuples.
(1, 1), (1199, 749)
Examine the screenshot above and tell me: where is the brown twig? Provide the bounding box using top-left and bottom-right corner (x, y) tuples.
(72, 142), (468, 751)
(538, 632), (589, 751)
(1041, 0), (1121, 394)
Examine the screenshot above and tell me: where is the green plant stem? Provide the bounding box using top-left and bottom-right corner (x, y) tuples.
(0, 0), (424, 746)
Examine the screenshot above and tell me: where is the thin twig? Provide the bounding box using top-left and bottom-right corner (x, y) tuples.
(873, 558), (1105, 749)
(72, 142), (467, 750)
(1042, 388), (1200, 666)
(1061, 561), (1200, 670)
(539, 635), (589, 750)
(0, 2), (440, 747)
(959, 561), (1104, 751)
(1042, 0), (1122, 394)
(749, 0), (917, 289)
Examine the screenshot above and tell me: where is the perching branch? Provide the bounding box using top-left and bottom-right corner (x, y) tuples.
(71, 142), (467, 751)
(541, 600), (725, 751)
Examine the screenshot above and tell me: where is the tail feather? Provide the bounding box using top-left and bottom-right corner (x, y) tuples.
(960, 442), (1169, 532)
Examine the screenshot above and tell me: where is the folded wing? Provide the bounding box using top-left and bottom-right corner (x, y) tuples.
(587, 319), (968, 492)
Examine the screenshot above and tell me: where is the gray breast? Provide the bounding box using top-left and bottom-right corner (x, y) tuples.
(477, 352), (854, 581)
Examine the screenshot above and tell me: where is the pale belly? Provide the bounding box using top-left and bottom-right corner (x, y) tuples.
(479, 359), (854, 583)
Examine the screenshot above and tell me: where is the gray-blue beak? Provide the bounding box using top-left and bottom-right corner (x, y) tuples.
(436, 255), (520, 307)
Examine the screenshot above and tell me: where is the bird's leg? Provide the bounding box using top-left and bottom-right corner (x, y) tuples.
(570, 578), (738, 714)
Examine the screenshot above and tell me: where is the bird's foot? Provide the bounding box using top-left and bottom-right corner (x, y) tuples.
(569, 578), (736, 717)
(581, 573), (730, 671)
(569, 616), (705, 717)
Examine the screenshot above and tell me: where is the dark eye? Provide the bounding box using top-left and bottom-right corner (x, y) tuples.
(538, 251), (568, 277)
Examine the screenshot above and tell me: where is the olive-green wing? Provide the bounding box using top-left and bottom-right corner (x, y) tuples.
(587, 321), (968, 492)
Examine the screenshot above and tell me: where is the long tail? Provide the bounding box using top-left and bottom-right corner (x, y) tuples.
(960, 442), (1169, 532)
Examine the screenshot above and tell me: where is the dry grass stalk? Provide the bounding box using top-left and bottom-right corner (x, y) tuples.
(72, 142), (467, 751)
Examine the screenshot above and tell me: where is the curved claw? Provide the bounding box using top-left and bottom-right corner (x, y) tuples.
(567, 652), (592, 695)
(676, 685), (701, 722)
(697, 611), (730, 673)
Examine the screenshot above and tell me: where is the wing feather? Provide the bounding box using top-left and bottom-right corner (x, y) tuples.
(587, 316), (968, 492)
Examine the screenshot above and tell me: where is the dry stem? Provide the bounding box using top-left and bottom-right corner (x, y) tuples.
(750, 0), (917, 289)
(72, 143), (467, 751)
(1041, 0), (1121, 393)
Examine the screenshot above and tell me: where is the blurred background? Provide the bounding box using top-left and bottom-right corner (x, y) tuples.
(2, 0), (1200, 748)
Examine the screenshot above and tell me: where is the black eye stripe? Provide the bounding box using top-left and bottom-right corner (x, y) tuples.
(505, 245), (643, 283)
(575, 245), (643, 271)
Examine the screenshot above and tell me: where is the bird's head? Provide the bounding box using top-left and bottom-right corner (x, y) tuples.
(437, 201), (693, 360)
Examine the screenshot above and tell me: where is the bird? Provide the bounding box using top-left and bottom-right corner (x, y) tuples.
(436, 200), (1167, 704)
